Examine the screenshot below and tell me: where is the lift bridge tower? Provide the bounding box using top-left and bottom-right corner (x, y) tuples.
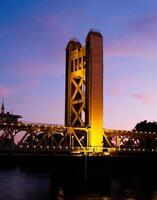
(65, 30), (103, 148)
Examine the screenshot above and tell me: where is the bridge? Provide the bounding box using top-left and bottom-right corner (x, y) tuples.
(1, 30), (157, 157)
(0, 121), (157, 157)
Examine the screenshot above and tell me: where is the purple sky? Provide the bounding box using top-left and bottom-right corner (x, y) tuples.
(1, 0), (157, 130)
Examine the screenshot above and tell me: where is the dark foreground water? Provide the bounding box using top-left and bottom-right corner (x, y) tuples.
(0, 167), (157, 200)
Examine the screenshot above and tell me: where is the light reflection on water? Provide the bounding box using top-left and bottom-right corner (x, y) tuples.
(0, 168), (157, 200)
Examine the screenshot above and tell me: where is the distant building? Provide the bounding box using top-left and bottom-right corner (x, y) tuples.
(0, 100), (22, 123)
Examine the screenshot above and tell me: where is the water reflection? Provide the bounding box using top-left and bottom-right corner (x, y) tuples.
(57, 186), (64, 200)
(59, 177), (157, 200)
(0, 168), (156, 200)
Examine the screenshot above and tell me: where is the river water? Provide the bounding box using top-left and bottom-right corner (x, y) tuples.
(0, 167), (157, 200)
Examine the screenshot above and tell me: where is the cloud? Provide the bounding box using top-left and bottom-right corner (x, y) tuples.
(106, 14), (157, 60)
(18, 59), (65, 80)
(0, 85), (19, 97)
(0, 77), (41, 98)
(1, 54), (65, 80)
(131, 93), (153, 104)
(107, 75), (138, 96)
(133, 14), (157, 37)
(107, 37), (157, 60)
(107, 86), (121, 96)
(107, 39), (138, 57)
(18, 61), (50, 78)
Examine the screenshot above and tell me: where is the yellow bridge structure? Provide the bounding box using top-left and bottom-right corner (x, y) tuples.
(0, 30), (156, 157)
(0, 121), (157, 156)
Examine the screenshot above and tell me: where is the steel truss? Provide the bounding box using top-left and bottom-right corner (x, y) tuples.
(1, 122), (157, 155)
(0, 122), (87, 152)
(103, 129), (157, 151)
(70, 68), (86, 127)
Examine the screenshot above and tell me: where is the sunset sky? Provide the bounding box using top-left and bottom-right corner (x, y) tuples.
(1, 0), (157, 130)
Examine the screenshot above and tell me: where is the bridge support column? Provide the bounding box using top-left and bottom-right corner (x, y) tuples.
(65, 30), (104, 152)
(88, 128), (103, 151)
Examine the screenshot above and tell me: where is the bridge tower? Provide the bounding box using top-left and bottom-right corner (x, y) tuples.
(65, 30), (103, 148)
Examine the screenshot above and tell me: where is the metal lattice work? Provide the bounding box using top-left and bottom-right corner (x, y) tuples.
(0, 122), (87, 153)
(1, 122), (157, 156)
(71, 71), (86, 127)
(65, 31), (104, 148)
(103, 129), (157, 153)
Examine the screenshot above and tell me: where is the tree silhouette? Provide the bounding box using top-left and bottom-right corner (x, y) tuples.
(134, 120), (157, 133)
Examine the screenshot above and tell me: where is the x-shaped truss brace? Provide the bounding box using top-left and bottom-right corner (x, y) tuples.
(71, 77), (85, 126)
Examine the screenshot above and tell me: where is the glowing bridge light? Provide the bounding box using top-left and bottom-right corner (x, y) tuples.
(60, 132), (64, 136)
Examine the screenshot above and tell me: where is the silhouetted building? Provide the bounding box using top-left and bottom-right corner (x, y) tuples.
(0, 100), (22, 123)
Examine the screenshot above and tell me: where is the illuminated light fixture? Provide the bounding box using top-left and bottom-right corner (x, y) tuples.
(104, 152), (110, 156)
(47, 146), (49, 149)
(34, 145), (36, 148)
(40, 146), (43, 148)
(81, 136), (85, 140)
